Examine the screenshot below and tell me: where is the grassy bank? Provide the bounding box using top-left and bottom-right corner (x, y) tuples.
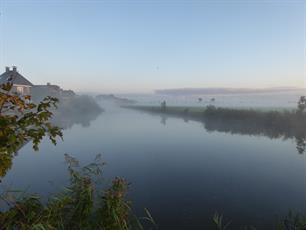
(123, 105), (301, 125)
(124, 105), (306, 153)
(123, 105), (207, 121)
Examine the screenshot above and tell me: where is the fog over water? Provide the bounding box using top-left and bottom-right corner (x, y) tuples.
(1, 95), (306, 229)
(1, 0), (305, 228)
(119, 91), (306, 108)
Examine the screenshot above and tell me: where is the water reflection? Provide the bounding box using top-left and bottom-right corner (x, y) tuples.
(154, 113), (306, 154)
(2, 107), (306, 229)
(295, 137), (306, 154)
(160, 115), (167, 125)
(201, 117), (306, 154)
(52, 108), (102, 129)
(0, 111), (102, 179)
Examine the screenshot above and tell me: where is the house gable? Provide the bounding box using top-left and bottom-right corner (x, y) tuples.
(0, 66), (34, 87)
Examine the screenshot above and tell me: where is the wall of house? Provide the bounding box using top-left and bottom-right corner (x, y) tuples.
(12, 85), (31, 95)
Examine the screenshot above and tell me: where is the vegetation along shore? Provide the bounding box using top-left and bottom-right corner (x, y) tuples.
(123, 98), (306, 154)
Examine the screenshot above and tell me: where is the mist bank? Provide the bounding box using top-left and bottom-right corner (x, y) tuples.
(32, 84), (103, 129)
(51, 95), (103, 129)
(96, 94), (137, 106)
(155, 87), (304, 95)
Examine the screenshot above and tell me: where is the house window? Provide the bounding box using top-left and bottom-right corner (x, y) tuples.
(16, 86), (24, 94)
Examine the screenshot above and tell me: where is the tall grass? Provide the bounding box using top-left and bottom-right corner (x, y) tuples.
(0, 155), (156, 230)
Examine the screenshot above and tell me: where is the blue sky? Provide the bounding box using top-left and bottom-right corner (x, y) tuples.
(0, 0), (305, 93)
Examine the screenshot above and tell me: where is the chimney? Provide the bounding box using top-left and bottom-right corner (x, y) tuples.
(5, 67), (9, 72)
(12, 66), (17, 72)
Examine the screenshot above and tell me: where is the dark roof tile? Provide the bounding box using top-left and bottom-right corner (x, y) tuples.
(0, 71), (33, 86)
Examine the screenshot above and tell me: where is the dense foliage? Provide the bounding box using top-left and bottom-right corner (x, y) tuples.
(0, 82), (63, 155)
(0, 82), (63, 177)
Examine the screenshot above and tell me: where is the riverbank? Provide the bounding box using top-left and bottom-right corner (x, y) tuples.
(123, 105), (207, 121)
(123, 105), (298, 123)
(123, 105), (306, 152)
(3, 104), (306, 229)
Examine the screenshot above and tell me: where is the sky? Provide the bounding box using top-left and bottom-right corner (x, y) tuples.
(0, 0), (305, 93)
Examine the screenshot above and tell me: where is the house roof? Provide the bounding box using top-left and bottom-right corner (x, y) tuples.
(0, 69), (34, 86)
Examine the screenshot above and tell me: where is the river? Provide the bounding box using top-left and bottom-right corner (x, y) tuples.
(1, 104), (306, 229)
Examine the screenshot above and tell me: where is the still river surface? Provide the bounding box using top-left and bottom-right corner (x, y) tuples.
(1, 104), (306, 229)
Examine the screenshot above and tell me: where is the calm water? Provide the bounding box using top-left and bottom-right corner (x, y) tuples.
(2, 105), (306, 229)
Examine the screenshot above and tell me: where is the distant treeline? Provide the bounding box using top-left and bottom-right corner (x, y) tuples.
(203, 106), (306, 138)
(96, 94), (137, 105)
(31, 84), (103, 129)
(52, 95), (103, 129)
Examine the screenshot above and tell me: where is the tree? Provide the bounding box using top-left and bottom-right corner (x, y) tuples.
(0, 82), (63, 177)
(297, 96), (306, 114)
(0, 82), (63, 155)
